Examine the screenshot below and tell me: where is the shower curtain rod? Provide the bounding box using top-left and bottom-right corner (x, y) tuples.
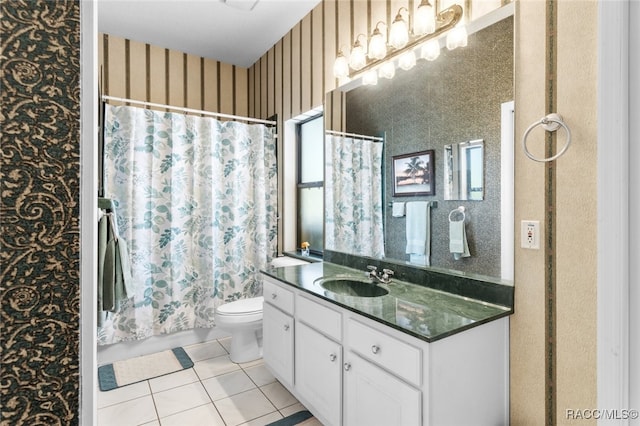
(102, 95), (277, 126)
(326, 129), (384, 142)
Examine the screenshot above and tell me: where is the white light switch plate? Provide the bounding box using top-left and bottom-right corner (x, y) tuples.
(521, 220), (540, 249)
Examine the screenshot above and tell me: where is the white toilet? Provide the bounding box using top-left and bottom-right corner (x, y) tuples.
(214, 296), (264, 363)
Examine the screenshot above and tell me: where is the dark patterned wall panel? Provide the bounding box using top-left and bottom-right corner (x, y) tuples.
(1, 1), (81, 425)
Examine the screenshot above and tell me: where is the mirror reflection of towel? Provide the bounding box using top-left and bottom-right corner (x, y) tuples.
(449, 220), (470, 260)
(405, 202), (431, 266)
(392, 202), (406, 217)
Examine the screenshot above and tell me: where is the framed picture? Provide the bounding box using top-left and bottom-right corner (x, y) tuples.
(392, 150), (435, 196)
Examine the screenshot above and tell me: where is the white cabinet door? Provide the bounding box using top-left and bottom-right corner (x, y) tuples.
(343, 353), (421, 426)
(263, 302), (294, 387)
(295, 322), (342, 426)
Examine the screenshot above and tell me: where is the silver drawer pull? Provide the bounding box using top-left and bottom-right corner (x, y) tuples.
(271, 293), (278, 299)
(343, 362), (351, 371)
(329, 353), (337, 362)
(371, 345), (380, 354)
(284, 324), (290, 331)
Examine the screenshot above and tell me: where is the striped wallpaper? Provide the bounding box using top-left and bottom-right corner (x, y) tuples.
(99, 0), (506, 126)
(248, 0), (505, 127)
(99, 34), (249, 116)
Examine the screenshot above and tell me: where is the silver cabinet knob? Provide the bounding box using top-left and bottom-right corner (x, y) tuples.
(284, 324), (290, 331)
(329, 353), (337, 362)
(271, 293), (277, 299)
(371, 345), (380, 354)
(343, 362), (351, 371)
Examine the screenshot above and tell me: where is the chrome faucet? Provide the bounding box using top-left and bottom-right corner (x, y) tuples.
(366, 265), (394, 284)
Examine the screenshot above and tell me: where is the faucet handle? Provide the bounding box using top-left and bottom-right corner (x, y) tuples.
(382, 269), (394, 276)
(367, 265), (378, 272)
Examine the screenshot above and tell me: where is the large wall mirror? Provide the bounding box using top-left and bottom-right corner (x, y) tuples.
(324, 5), (514, 283)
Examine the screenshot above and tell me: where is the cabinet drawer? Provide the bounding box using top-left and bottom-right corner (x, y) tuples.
(263, 277), (294, 314)
(297, 295), (342, 341)
(347, 319), (422, 387)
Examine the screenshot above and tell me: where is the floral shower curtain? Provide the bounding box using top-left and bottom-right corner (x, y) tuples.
(98, 104), (277, 345)
(325, 134), (384, 258)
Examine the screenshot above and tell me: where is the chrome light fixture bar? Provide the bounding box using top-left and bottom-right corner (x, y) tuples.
(344, 4), (463, 79)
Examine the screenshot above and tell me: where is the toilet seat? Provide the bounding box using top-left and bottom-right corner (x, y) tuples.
(215, 296), (263, 324)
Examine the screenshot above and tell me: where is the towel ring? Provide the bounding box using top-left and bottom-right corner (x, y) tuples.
(448, 206), (466, 222)
(522, 113), (572, 162)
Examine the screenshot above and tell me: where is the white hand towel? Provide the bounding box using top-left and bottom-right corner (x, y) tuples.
(392, 202), (406, 217)
(449, 220), (470, 260)
(405, 202), (430, 257)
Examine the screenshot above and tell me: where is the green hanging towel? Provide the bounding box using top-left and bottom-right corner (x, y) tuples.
(97, 198), (132, 319)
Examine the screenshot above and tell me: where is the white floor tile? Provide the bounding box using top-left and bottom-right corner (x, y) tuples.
(148, 368), (199, 393)
(218, 336), (232, 353)
(260, 381), (298, 410)
(98, 381), (151, 409)
(193, 354), (240, 380)
(279, 402), (307, 418)
(214, 388), (277, 426)
(183, 340), (228, 362)
(98, 395), (157, 426)
(202, 370), (256, 401)
(159, 403), (225, 426)
(243, 363), (276, 387)
(238, 411), (283, 426)
(152, 381), (212, 419)
(97, 338), (310, 426)
(238, 357), (264, 369)
(297, 417), (323, 426)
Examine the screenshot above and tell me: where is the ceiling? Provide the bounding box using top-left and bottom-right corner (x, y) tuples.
(98, 0), (321, 68)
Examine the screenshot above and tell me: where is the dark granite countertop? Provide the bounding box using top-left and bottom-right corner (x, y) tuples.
(261, 262), (513, 343)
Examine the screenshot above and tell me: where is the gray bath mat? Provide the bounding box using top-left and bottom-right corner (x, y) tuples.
(266, 410), (318, 426)
(98, 347), (193, 391)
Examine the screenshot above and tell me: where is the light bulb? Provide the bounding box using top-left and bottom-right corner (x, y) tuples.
(420, 38), (440, 61)
(389, 9), (409, 49)
(368, 27), (387, 60)
(398, 51), (416, 71)
(414, 1), (436, 36)
(446, 25), (468, 50)
(362, 70), (378, 86)
(349, 41), (367, 71)
(333, 51), (349, 78)
(378, 62), (396, 79)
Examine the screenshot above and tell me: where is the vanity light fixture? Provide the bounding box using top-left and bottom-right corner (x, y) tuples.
(368, 22), (388, 60)
(389, 7), (410, 49)
(420, 38), (441, 61)
(349, 34), (368, 71)
(414, 0), (436, 36)
(378, 61), (396, 79)
(332, 4), (463, 80)
(446, 24), (468, 50)
(362, 69), (379, 86)
(333, 48), (350, 79)
(398, 50), (417, 71)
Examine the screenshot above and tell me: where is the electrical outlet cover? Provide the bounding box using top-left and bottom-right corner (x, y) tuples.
(521, 220), (540, 249)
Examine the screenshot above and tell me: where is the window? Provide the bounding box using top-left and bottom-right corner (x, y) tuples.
(297, 115), (324, 256)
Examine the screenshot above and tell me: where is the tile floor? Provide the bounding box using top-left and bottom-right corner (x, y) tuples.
(98, 337), (312, 426)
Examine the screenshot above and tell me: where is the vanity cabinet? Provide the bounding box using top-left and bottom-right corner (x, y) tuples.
(262, 280), (295, 388)
(344, 318), (422, 425)
(295, 322), (342, 426)
(262, 275), (509, 426)
(343, 352), (421, 426)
